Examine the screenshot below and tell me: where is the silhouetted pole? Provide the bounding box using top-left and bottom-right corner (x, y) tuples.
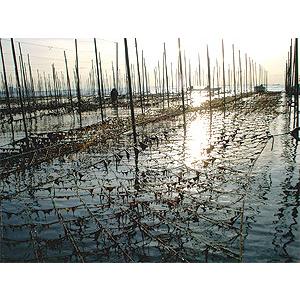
(0, 38), (14, 140)
(207, 45), (212, 113)
(245, 53), (248, 95)
(98, 51), (105, 104)
(171, 62), (174, 96)
(93, 38), (104, 122)
(232, 44), (237, 103)
(178, 38), (185, 111)
(11, 38), (28, 146)
(294, 38), (299, 129)
(116, 42), (119, 93)
(198, 53), (201, 90)
(162, 47), (165, 109)
(27, 54), (35, 99)
(134, 38), (143, 113)
(18, 43), (29, 107)
(238, 50), (242, 97)
(164, 42), (170, 107)
(124, 38), (137, 148)
(184, 51), (188, 92)
(64, 50), (73, 110)
(75, 39), (82, 127)
(222, 39), (226, 114)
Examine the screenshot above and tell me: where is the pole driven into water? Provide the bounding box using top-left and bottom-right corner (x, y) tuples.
(207, 45), (212, 114)
(64, 50), (73, 110)
(0, 38), (15, 140)
(94, 38), (104, 122)
(124, 38), (137, 148)
(134, 38), (143, 113)
(75, 39), (82, 127)
(222, 39), (226, 115)
(11, 38), (29, 146)
(178, 38), (185, 111)
(232, 44), (237, 104)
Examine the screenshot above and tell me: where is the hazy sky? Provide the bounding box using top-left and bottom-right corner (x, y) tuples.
(1, 0), (299, 84)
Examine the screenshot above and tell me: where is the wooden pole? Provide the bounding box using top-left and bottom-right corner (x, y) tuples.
(184, 51), (188, 92)
(116, 42), (119, 93)
(245, 53), (248, 95)
(134, 38), (143, 113)
(18, 43), (29, 108)
(178, 38), (185, 110)
(171, 62), (174, 96)
(0, 38), (14, 140)
(198, 53), (201, 89)
(124, 38), (137, 147)
(75, 39), (82, 127)
(94, 38), (104, 122)
(207, 45), (212, 113)
(98, 51), (105, 104)
(222, 39), (226, 114)
(232, 44), (237, 102)
(64, 50), (73, 110)
(164, 42), (170, 107)
(238, 50), (242, 97)
(294, 38), (299, 129)
(11, 38), (28, 146)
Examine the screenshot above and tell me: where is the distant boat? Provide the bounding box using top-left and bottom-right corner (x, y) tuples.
(254, 84), (266, 93)
(201, 86), (221, 92)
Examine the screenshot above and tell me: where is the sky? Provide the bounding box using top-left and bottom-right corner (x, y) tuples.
(1, 0), (299, 85)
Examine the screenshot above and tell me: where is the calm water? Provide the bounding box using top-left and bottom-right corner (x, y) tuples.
(1, 88), (299, 263)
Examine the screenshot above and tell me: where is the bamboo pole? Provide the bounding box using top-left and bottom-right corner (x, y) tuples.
(116, 42), (119, 93)
(294, 38), (299, 129)
(238, 50), (242, 97)
(11, 38), (29, 146)
(94, 38), (104, 122)
(178, 38), (185, 111)
(198, 53), (201, 89)
(18, 43), (30, 108)
(64, 50), (73, 110)
(221, 39), (226, 114)
(164, 42), (170, 107)
(184, 51), (188, 92)
(207, 45), (212, 113)
(124, 38), (137, 148)
(245, 53), (248, 95)
(134, 38), (143, 113)
(98, 50), (105, 105)
(171, 62), (174, 95)
(0, 38), (14, 140)
(232, 44), (237, 102)
(162, 47), (165, 109)
(75, 39), (82, 127)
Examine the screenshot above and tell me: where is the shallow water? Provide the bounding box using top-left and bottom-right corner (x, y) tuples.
(1, 88), (298, 263)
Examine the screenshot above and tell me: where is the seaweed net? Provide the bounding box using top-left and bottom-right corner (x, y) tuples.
(0, 93), (282, 262)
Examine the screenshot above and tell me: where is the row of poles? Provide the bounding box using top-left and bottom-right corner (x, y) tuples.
(285, 38), (299, 131)
(0, 38), (268, 149)
(124, 38), (269, 149)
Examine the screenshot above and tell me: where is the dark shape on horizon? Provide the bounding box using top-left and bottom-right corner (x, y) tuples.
(254, 84), (266, 93)
(110, 88), (118, 105)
